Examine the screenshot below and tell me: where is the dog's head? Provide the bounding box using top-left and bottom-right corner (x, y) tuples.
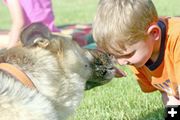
(85, 49), (126, 90)
(20, 22), (126, 90)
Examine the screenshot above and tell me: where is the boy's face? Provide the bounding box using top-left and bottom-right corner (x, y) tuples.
(115, 37), (155, 68)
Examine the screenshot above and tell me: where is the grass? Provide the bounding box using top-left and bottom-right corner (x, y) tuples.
(52, 0), (99, 25)
(0, 0), (179, 119)
(70, 66), (164, 120)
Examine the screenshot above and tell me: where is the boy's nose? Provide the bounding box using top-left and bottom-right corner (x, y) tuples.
(117, 59), (129, 65)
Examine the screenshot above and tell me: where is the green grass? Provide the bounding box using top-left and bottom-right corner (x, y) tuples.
(0, 0), (179, 119)
(52, 0), (99, 25)
(0, 0), (99, 29)
(70, 66), (164, 120)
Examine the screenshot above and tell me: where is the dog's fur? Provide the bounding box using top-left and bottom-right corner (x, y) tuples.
(0, 23), (121, 120)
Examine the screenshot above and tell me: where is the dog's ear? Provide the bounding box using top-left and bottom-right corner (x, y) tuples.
(20, 22), (51, 48)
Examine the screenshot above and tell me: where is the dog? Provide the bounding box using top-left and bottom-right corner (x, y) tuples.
(0, 23), (125, 120)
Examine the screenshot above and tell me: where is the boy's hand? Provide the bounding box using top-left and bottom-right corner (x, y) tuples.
(161, 92), (180, 106)
(166, 96), (180, 105)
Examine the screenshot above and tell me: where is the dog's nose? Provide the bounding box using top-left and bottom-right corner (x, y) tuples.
(113, 66), (127, 78)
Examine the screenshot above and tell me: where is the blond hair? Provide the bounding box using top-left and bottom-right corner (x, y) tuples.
(93, 0), (158, 55)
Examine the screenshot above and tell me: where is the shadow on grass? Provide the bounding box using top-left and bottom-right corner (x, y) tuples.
(135, 108), (165, 120)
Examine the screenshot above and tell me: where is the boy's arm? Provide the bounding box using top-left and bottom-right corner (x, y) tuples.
(161, 91), (180, 106)
(172, 30), (180, 102)
(129, 66), (157, 92)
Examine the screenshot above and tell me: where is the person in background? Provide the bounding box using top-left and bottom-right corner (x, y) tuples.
(4, 0), (60, 49)
(93, 0), (180, 106)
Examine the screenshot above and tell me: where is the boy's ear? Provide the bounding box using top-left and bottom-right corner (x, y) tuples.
(147, 24), (161, 41)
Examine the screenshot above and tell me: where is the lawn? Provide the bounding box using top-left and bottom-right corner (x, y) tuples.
(0, 0), (179, 120)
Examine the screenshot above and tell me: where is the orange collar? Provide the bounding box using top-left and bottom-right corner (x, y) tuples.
(0, 63), (36, 89)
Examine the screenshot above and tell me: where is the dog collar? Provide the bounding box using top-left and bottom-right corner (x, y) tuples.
(0, 63), (36, 89)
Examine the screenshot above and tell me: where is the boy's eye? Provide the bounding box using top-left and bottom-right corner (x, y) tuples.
(115, 51), (135, 59)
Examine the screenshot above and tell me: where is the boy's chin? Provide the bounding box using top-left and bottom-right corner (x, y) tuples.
(132, 63), (145, 68)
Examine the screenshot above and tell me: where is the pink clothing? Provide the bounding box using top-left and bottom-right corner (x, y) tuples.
(5, 0), (60, 32)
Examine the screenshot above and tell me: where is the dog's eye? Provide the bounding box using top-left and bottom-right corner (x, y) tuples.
(85, 64), (88, 67)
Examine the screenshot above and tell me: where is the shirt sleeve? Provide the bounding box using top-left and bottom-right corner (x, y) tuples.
(172, 31), (180, 84)
(129, 66), (157, 92)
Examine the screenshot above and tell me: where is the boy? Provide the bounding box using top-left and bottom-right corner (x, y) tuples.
(93, 0), (180, 106)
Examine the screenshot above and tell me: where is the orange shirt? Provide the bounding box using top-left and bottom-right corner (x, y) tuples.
(130, 17), (180, 98)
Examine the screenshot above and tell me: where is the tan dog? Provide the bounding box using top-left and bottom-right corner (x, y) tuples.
(0, 23), (124, 120)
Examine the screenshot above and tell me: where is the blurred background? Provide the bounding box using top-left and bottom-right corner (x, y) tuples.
(1, 0), (179, 29)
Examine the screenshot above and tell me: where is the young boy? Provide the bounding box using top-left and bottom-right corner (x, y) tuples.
(93, 0), (180, 106)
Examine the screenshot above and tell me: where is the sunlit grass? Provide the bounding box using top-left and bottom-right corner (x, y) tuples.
(69, 66), (164, 120)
